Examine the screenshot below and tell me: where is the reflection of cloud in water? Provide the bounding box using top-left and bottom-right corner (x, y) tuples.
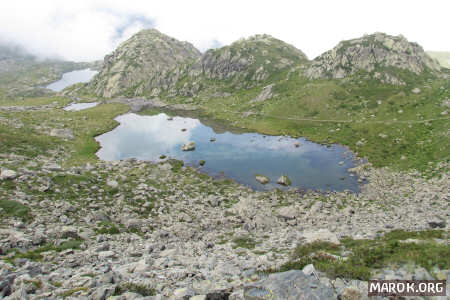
(96, 113), (200, 160)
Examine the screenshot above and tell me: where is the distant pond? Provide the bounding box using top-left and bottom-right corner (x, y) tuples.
(95, 112), (360, 192)
(64, 102), (98, 111)
(46, 68), (97, 92)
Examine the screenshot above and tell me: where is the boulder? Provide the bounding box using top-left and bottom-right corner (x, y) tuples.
(255, 175), (270, 184)
(182, 141), (196, 151)
(276, 175), (291, 186)
(106, 179), (119, 188)
(428, 217), (446, 228)
(0, 169), (17, 180)
(244, 270), (334, 300)
(301, 228), (340, 245)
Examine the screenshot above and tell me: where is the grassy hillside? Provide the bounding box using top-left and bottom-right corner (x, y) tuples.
(163, 68), (450, 174)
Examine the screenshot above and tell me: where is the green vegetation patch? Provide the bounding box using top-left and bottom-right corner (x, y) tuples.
(268, 230), (449, 280)
(0, 199), (32, 221)
(5, 239), (84, 263)
(232, 236), (258, 249)
(114, 282), (156, 297)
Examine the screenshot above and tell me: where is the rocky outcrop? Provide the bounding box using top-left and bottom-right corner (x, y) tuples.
(88, 29), (201, 98)
(306, 32), (441, 84)
(88, 31), (308, 98)
(188, 35), (307, 88)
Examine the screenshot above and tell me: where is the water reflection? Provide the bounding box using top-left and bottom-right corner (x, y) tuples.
(96, 113), (360, 191)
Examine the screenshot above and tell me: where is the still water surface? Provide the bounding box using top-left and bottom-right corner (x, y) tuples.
(64, 102), (98, 111)
(46, 68), (97, 92)
(95, 113), (360, 191)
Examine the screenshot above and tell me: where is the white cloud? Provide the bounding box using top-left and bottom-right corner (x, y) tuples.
(0, 0), (449, 61)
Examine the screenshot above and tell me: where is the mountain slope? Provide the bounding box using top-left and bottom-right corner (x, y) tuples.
(88, 29), (201, 98)
(87, 31), (309, 99)
(0, 44), (97, 99)
(305, 32), (441, 85)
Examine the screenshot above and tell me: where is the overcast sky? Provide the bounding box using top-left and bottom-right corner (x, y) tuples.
(1, 0), (449, 62)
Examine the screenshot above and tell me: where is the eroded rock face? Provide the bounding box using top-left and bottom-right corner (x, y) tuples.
(306, 32), (441, 84)
(89, 29), (201, 98)
(88, 31), (308, 98)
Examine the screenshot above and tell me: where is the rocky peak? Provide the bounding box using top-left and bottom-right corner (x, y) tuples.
(305, 32), (441, 84)
(88, 29), (201, 98)
(190, 34), (308, 84)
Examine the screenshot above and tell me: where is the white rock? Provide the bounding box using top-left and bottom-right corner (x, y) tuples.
(302, 229), (340, 245)
(106, 179), (119, 188)
(0, 168), (17, 180)
(181, 141), (195, 151)
(98, 251), (116, 259)
(302, 264), (316, 276)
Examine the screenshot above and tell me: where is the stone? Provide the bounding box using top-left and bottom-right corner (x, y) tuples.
(302, 229), (340, 244)
(0, 169), (17, 180)
(107, 179), (119, 188)
(276, 175), (291, 186)
(428, 217), (446, 228)
(50, 128), (74, 139)
(412, 87), (421, 94)
(91, 284), (116, 300)
(98, 251), (116, 259)
(277, 206), (297, 220)
(294, 141), (300, 148)
(43, 163), (62, 171)
(302, 264), (316, 276)
(244, 270), (334, 300)
(210, 137), (216, 142)
(173, 287), (195, 299)
(255, 175), (270, 184)
(182, 141), (196, 151)
(251, 84), (274, 103)
(190, 295), (207, 300)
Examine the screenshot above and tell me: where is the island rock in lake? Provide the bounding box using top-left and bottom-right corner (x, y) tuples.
(255, 175), (270, 184)
(277, 175), (291, 186)
(182, 141), (196, 151)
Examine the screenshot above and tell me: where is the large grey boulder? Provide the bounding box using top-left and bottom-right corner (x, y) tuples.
(243, 270), (334, 300)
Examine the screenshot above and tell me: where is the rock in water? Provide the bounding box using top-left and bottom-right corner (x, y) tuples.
(294, 141), (301, 148)
(277, 175), (291, 186)
(244, 270), (334, 300)
(255, 175), (270, 184)
(182, 141), (196, 151)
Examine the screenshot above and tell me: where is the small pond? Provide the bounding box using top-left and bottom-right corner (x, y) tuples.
(46, 68), (98, 92)
(95, 113), (360, 191)
(64, 102), (98, 111)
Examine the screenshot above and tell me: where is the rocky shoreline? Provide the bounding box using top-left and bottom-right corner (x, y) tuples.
(0, 146), (448, 299)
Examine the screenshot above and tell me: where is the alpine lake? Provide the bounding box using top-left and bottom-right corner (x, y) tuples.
(91, 110), (361, 192)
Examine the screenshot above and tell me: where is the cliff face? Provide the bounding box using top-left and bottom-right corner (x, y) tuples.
(305, 32), (441, 85)
(88, 29), (201, 98)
